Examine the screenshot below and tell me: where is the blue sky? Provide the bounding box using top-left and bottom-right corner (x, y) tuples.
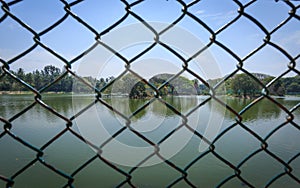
(0, 0), (299, 79)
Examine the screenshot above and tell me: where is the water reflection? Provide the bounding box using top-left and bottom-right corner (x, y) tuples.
(225, 97), (281, 121)
(1, 95), (299, 123)
(103, 96), (199, 121)
(0, 95), (299, 187)
(104, 96), (296, 122)
(0, 95), (71, 120)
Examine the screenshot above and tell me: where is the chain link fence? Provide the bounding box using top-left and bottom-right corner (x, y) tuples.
(0, 0), (300, 187)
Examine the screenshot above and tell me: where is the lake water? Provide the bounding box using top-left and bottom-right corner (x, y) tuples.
(0, 94), (299, 188)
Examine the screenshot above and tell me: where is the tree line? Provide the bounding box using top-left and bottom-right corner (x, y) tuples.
(0, 65), (111, 93)
(0, 65), (300, 97)
(202, 73), (300, 97)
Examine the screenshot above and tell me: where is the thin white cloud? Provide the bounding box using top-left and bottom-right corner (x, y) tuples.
(208, 11), (238, 30)
(194, 10), (205, 15)
(201, 10), (236, 20)
(193, 10), (237, 28)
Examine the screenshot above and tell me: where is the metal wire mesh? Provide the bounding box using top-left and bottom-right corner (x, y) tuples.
(0, 0), (300, 187)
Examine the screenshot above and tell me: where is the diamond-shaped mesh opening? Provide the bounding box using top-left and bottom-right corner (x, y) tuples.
(241, 97), (287, 120)
(237, 100), (290, 138)
(11, 105), (67, 147)
(149, 112), (189, 144)
(239, 152), (285, 187)
(169, 134), (208, 168)
(243, 45), (292, 77)
(214, 126), (260, 166)
(129, 0), (183, 24)
(7, 0), (65, 32)
(40, 17), (95, 58)
(187, 153), (233, 187)
(267, 123), (300, 161)
(13, 162), (67, 188)
(0, 134), (36, 176)
(216, 16), (266, 58)
(130, 54), (185, 77)
(132, 161), (182, 187)
(0, 18), (34, 61)
(72, 156), (127, 188)
(187, 0), (239, 31)
(41, 131), (95, 173)
(222, 75), (263, 107)
(212, 33), (242, 62)
(99, 22), (155, 60)
(245, 0), (291, 31)
(9, 46), (66, 74)
(69, 0), (126, 32)
(271, 19), (300, 58)
(170, 19), (212, 49)
(189, 99), (225, 133)
(0, 92), (34, 119)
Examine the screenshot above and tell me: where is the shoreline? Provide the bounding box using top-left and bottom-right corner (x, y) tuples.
(1, 91), (299, 99)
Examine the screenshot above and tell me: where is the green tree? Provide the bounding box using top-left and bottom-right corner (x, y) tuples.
(129, 81), (147, 98)
(0, 75), (11, 91)
(61, 75), (73, 92)
(33, 70), (42, 90)
(16, 68), (25, 80)
(231, 73), (260, 97)
(149, 74), (196, 96)
(287, 82), (300, 93)
(262, 76), (285, 96)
